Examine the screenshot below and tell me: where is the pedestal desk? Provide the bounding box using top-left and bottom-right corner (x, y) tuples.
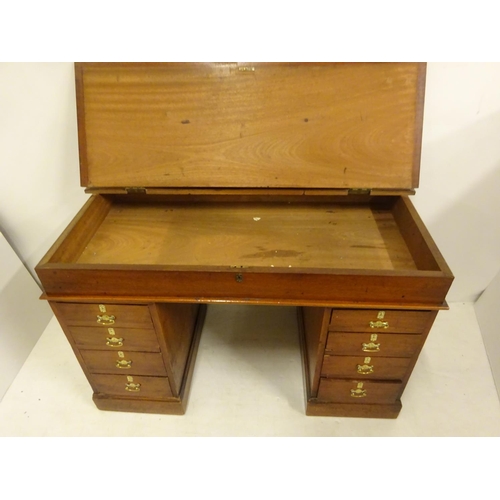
(36, 62), (453, 418)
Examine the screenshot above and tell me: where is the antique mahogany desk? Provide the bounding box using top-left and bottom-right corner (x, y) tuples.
(36, 63), (453, 418)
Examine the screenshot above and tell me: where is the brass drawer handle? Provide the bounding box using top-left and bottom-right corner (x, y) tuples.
(351, 382), (367, 398)
(106, 337), (124, 347)
(116, 359), (132, 369)
(351, 388), (367, 398)
(97, 314), (115, 326)
(357, 363), (374, 375)
(362, 342), (380, 353)
(125, 382), (141, 392)
(370, 320), (389, 329)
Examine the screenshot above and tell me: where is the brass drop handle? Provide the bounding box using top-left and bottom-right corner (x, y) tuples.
(97, 314), (115, 326)
(362, 334), (380, 352)
(357, 364), (374, 375)
(351, 388), (367, 398)
(362, 342), (380, 353)
(369, 320), (389, 329)
(116, 359), (132, 369)
(125, 382), (141, 392)
(106, 337), (124, 347)
(351, 382), (367, 398)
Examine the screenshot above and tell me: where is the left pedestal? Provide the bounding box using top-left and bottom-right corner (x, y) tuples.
(49, 301), (207, 415)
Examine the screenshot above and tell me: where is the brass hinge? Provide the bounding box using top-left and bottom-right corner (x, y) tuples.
(125, 187), (147, 194)
(348, 188), (371, 196)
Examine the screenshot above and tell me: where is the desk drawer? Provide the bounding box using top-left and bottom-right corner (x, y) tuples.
(329, 309), (431, 334)
(90, 374), (173, 399)
(80, 349), (167, 376)
(322, 355), (411, 380)
(68, 326), (160, 352)
(54, 303), (153, 329)
(326, 332), (422, 358)
(317, 378), (402, 404)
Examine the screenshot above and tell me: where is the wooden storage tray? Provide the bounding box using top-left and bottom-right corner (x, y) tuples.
(36, 193), (451, 307)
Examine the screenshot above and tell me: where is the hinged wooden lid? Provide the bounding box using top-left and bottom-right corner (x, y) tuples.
(76, 62), (425, 191)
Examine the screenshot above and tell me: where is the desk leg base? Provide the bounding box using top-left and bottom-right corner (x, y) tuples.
(306, 400), (402, 419)
(92, 394), (186, 415)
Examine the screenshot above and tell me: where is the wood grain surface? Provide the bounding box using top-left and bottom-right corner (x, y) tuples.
(90, 374), (173, 399)
(321, 355), (411, 380)
(76, 201), (417, 270)
(305, 400), (402, 418)
(325, 332), (423, 358)
(329, 309), (432, 333)
(150, 303), (200, 394)
(77, 62), (424, 190)
(80, 349), (167, 376)
(53, 302), (153, 328)
(316, 378), (402, 404)
(66, 325), (160, 352)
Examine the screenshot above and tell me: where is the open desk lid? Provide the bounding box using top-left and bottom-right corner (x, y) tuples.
(76, 62), (426, 192)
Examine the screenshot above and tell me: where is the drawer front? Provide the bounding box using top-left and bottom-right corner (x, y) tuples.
(68, 326), (160, 352)
(326, 332), (422, 358)
(90, 374), (173, 399)
(80, 350), (167, 376)
(317, 378), (402, 404)
(322, 355), (411, 380)
(329, 309), (432, 334)
(54, 303), (153, 329)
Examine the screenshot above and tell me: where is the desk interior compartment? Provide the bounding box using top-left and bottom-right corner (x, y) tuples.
(36, 193), (453, 306)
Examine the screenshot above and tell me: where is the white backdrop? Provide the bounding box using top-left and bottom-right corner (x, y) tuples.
(0, 62), (499, 302)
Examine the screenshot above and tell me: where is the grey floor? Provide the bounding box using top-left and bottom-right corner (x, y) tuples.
(1, 302), (499, 436)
